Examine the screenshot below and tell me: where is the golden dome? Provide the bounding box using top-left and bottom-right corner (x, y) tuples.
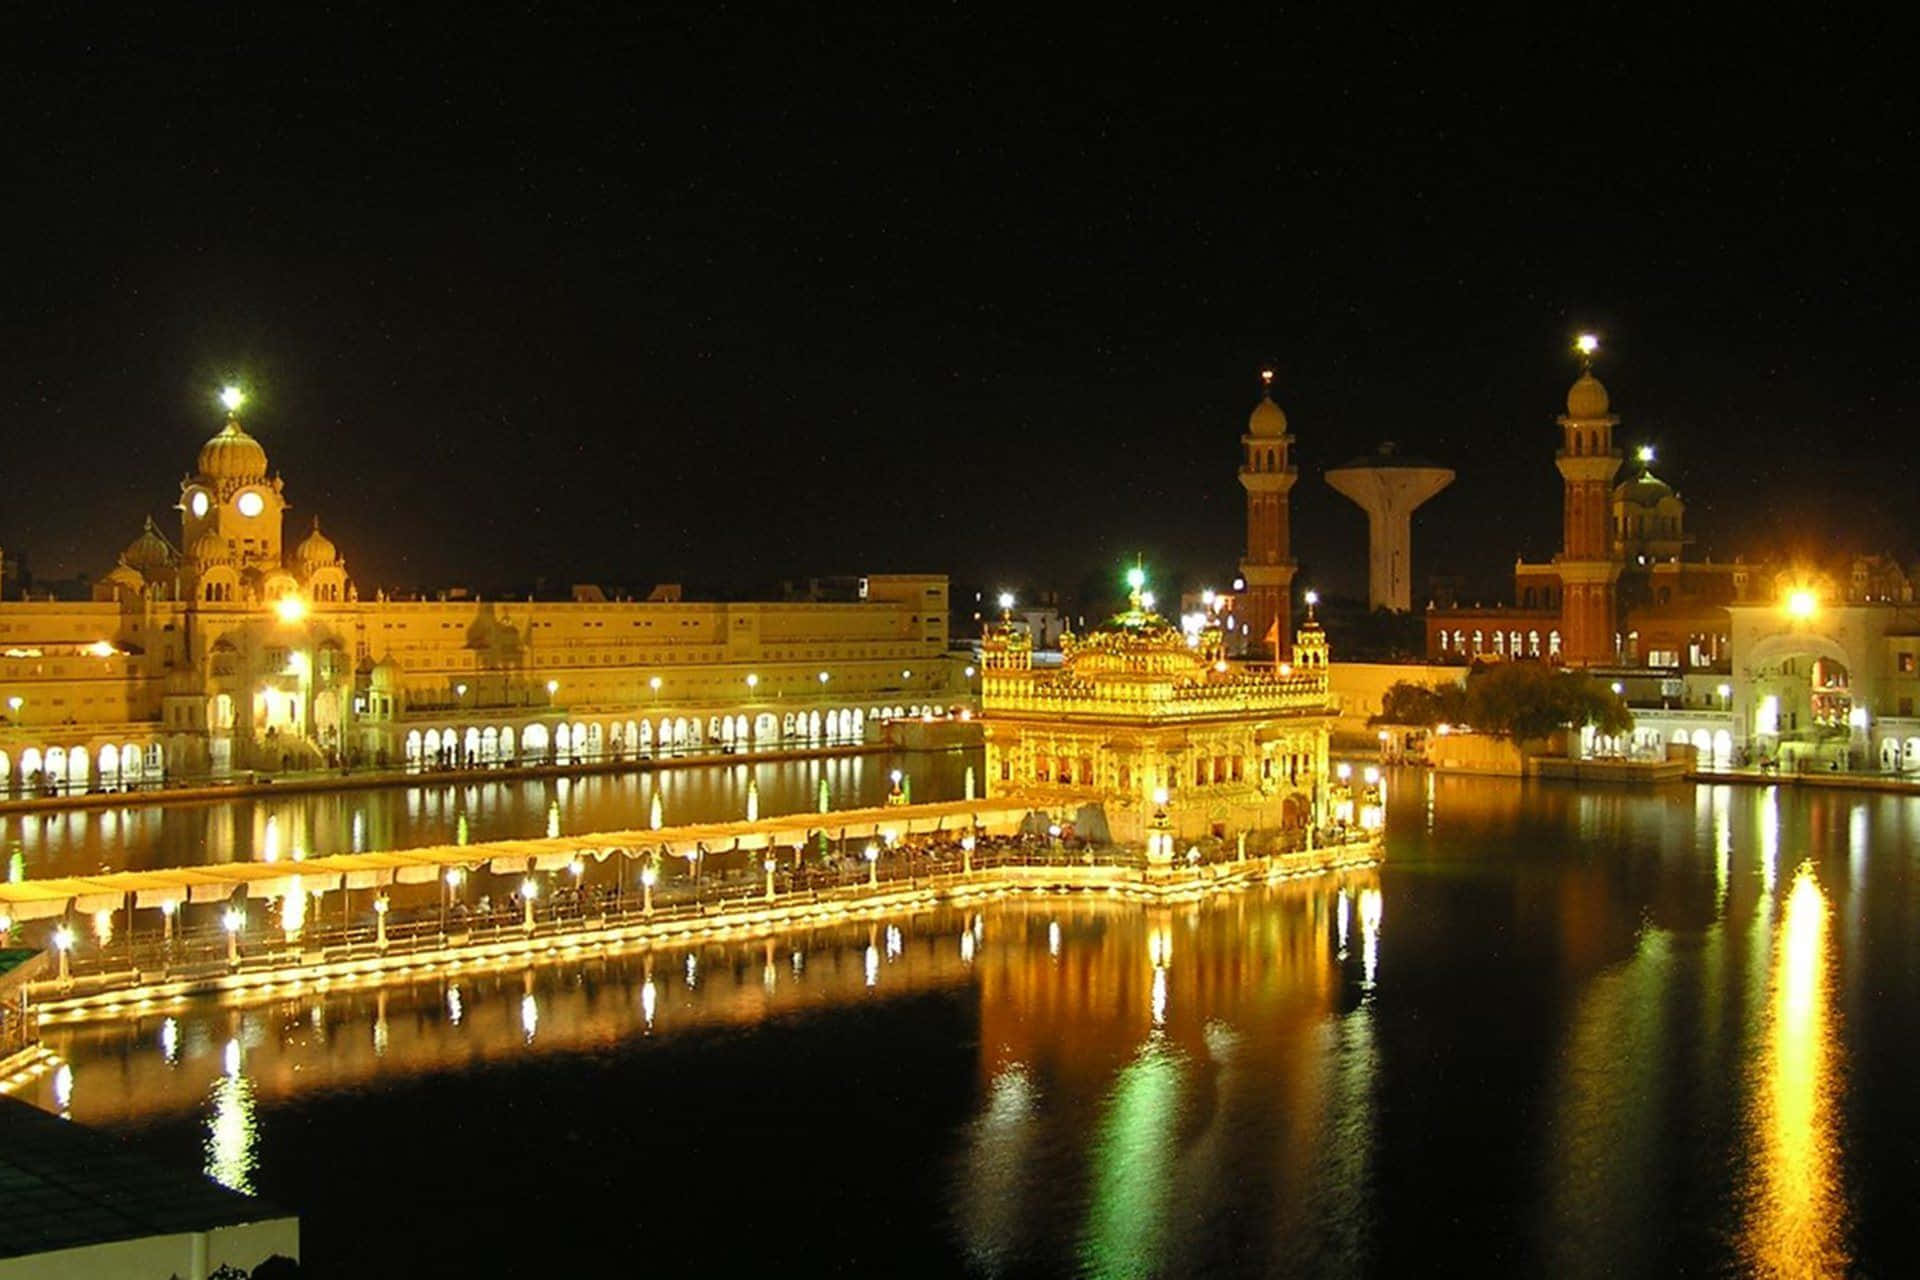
(370, 656), (403, 690)
(1565, 372), (1611, 419)
(122, 518), (173, 574)
(197, 417), (269, 480)
(1248, 393), (1289, 438)
(295, 518), (337, 569)
(191, 529), (227, 563)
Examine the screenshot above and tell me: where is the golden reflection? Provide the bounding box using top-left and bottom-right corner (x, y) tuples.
(1758, 787), (1779, 893)
(1742, 862), (1846, 1276)
(205, 1038), (258, 1194)
(1358, 887), (1382, 990)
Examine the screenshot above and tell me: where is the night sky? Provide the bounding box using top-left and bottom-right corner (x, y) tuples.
(5, 10), (1914, 604)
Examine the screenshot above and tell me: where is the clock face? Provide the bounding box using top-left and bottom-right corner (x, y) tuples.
(236, 491), (265, 518)
(189, 490), (210, 518)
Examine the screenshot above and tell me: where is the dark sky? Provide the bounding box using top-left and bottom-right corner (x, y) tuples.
(4, 9), (1914, 604)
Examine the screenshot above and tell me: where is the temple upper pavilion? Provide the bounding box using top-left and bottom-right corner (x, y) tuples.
(981, 566), (1337, 851)
(0, 395), (965, 792)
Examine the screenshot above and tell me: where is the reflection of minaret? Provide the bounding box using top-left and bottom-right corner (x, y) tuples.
(1239, 370), (1298, 657)
(1554, 336), (1622, 666)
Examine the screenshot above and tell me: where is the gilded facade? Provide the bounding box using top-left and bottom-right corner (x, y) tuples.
(979, 575), (1334, 849)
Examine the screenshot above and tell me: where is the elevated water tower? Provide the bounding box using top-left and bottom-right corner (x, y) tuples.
(1325, 443), (1454, 613)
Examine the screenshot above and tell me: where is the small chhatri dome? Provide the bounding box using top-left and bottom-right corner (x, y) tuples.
(104, 559), (145, 591)
(190, 528), (226, 563)
(1565, 372), (1611, 420)
(122, 517), (173, 573)
(296, 518), (337, 568)
(370, 655), (403, 690)
(197, 414), (270, 480)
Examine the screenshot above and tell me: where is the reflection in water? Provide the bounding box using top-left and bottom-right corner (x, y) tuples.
(205, 1038), (258, 1193)
(958, 1064), (1038, 1275)
(3, 748), (978, 877)
(1079, 1037), (1186, 1279)
(23, 773), (1912, 1273)
(1743, 863), (1846, 1275)
(1358, 887), (1382, 990)
(1545, 926), (1672, 1275)
(1758, 786), (1779, 893)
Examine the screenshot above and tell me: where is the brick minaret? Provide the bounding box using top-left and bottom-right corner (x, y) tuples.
(1553, 340), (1622, 665)
(1239, 370), (1298, 658)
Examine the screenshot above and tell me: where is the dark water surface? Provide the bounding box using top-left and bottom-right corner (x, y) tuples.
(2, 748), (978, 876)
(26, 772), (1920, 1276)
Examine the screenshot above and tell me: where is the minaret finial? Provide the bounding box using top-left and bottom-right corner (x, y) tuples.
(1259, 367), (1275, 391)
(1574, 333), (1600, 373)
(219, 385), (245, 417)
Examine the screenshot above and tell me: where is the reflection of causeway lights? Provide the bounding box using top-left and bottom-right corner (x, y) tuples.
(1744, 862), (1845, 1275)
(1359, 888), (1383, 988)
(1150, 966), (1168, 1026)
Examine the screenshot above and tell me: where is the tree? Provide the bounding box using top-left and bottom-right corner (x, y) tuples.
(1463, 662), (1632, 743)
(1372, 680), (1468, 727)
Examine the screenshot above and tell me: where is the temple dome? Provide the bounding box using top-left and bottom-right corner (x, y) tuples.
(190, 529), (227, 563)
(295, 519), (337, 569)
(1247, 393), (1289, 438)
(370, 656), (403, 690)
(197, 417), (269, 480)
(122, 518), (173, 574)
(1615, 471), (1675, 508)
(1565, 372), (1611, 419)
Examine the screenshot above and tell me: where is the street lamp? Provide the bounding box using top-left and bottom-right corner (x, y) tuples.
(223, 906), (245, 967)
(818, 671), (830, 686)
(1787, 589), (1817, 620)
(442, 867), (465, 933)
(746, 673), (759, 691)
(52, 923), (75, 982)
(763, 857), (777, 901)
(373, 894), (390, 949)
(864, 842), (879, 887)
(521, 876), (539, 931)
(640, 862), (657, 916)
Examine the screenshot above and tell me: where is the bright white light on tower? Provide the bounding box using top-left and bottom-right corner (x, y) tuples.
(220, 385), (245, 412)
(1304, 589), (1319, 607)
(1637, 445), (1655, 463)
(1575, 333), (1600, 357)
(1126, 566), (1146, 591)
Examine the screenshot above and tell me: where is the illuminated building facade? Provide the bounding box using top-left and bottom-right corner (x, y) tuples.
(1419, 344), (1920, 771)
(978, 571), (1334, 849)
(0, 398), (964, 793)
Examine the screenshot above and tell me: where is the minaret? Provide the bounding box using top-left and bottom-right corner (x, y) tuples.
(1553, 335), (1623, 665)
(1239, 369), (1298, 657)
